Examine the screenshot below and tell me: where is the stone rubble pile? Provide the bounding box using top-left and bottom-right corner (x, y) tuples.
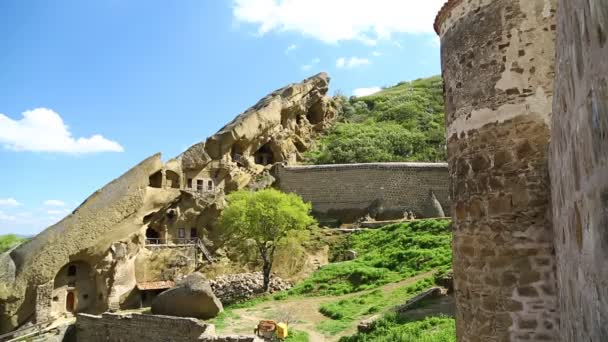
(209, 272), (292, 305)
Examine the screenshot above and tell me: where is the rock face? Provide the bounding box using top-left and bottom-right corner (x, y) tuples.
(423, 190), (445, 218)
(550, 1), (608, 340)
(209, 272), (292, 305)
(436, 0), (559, 340)
(151, 272), (223, 319)
(0, 73), (336, 333)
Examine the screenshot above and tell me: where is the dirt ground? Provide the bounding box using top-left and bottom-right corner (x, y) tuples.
(217, 271), (437, 342)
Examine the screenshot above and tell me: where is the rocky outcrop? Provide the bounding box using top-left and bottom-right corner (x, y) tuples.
(0, 73), (336, 333)
(151, 273), (223, 319)
(423, 190), (445, 218)
(209, 272), (292, 305)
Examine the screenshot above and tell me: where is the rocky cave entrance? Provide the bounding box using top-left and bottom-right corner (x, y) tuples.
(306, 101), (325, 124)
(52, 261), (97, 317)
(254, 143), (275, 165)
(165, 170), (180, 189)
(146, 227), (161, 244)
(149, 171), (163, 188)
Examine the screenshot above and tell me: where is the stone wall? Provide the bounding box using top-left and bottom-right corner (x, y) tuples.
(550, 0), (608, 340)
(436, 0), (559, 341)
(274, 163), (449, 223)
(76, 313), (260, 342)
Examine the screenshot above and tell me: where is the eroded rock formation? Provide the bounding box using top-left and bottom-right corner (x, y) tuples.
(0, 73), (337, 333)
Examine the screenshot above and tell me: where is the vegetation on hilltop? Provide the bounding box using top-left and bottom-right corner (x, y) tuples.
(0, 234), (28, 254)
(287, 219), (452, 296)
(304, 76), (446, 164)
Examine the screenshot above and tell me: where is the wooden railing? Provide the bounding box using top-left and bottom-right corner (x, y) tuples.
(145, 238), (200, 245)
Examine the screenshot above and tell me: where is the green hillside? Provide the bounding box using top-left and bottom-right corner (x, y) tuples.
(0, 234), (28, 253)
(305, 76), (446, 164)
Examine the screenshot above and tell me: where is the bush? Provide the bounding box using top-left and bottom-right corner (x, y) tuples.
(305, 76), (446, 164)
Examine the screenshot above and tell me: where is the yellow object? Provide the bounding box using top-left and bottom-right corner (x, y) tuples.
(276, 322), (288, 339)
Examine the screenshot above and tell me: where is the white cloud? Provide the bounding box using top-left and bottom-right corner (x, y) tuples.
(372, 51), (382, 57)
(353, 87), (382, 97)
(0, 198), (21, 206)
(336, 57), (371, 69)
(43, 200), (66, 207)
(233, 0), (445, 44)
(301, 57), (320, 71)
(0, 108), (124, 154)
(0, 210), (16, 222)
(285, 43), (297, 54)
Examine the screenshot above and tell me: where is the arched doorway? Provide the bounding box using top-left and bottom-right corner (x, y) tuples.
(254, 143), (275, 165)
(52, 261), (97, 317)
(66, 292), (75, 312)
(166, 170), (180, 189)
(149, 171), (162, 188)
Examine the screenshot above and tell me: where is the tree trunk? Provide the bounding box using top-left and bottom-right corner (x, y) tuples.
(262, 258), (272, 292)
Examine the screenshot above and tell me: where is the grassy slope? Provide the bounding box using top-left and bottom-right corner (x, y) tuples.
(339, 314), (456, 342)
(305, 76), (446, 164)
(287, 219), (452, 296)
(210, 219), (454, 341)
(0, 234), (28, 253)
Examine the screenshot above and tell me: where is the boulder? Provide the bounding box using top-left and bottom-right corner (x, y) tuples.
(151, 272), (223, 319)
(423, 190), (445, 218)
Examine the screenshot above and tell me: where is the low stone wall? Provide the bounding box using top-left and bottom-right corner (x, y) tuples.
(76, 313), (260, 342)
(274, 163), (449, 223)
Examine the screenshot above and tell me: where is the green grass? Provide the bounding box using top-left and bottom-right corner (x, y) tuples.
(287, 219), (452, 296)
(207, 310), (241, 330)
(316, 278), (435, 336)
(0, 234), (28, 253)
(305, 76), (445, 164)
(285, 329), (310, 342)
(339, 314), (456, 342)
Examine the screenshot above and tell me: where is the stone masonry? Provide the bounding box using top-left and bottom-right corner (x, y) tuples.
(550, 0), (608, 340)
(274, 162), (449, 223)
(76, 313), (261, 342)
(436, 0), (559, 341)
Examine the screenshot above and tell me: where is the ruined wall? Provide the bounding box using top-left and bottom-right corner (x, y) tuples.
(274, 163), (449, 223)
(436, 0), (559, 340)
(550, 0), (608, 340)
(76, 313), (260, 342)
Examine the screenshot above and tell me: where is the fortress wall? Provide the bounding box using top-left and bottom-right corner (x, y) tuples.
(436, 0), (559, 340)
(274, 163), (449, 223)
(550, 0), (608, 340)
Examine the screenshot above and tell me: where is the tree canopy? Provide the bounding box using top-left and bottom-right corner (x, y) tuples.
(219, 189), (315, 291)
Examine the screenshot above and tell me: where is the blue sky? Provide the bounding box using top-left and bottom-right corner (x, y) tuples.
(0, 0), (444, 235)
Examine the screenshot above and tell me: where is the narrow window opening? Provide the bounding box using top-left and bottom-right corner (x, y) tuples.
(67, 265), (77, 277)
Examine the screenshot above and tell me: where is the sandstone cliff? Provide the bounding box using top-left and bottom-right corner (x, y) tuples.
(0, 73), (337, 333)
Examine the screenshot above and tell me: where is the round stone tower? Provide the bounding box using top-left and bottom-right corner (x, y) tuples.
(435, 1), (559, 341)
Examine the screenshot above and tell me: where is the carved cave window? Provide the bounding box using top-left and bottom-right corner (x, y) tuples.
(67, 265), (77, 277)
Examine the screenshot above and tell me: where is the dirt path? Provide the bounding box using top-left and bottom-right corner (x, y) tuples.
(217, 271), (435, 342)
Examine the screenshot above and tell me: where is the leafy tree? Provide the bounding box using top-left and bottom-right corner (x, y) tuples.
(219, 189), (315, 291)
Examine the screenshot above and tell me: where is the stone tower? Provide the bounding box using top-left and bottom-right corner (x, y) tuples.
(435, 0), (559, 340)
